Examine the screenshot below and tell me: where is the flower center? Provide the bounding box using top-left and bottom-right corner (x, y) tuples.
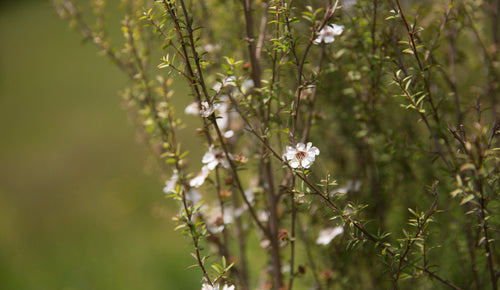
(295, 150), (307, 161)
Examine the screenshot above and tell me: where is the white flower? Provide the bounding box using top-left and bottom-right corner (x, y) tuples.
(202, 145), (230, 170)
(203, 43), (220, 53)
(201, 284), (235, 290)
(223, 130), (234, 138)
(283, 142), (320, 169)
(260, 239), (271, 249)
(213, 76), (236, 92)
(185, 98), (232, 132)
(184, 101), (218, 118)
(343, 0), (357, 9)
(257, 210), (269, 222)
(214, 96), (230, 130)
(234, 189), (256, 217)
(316, 226), (344, 245)
(314, 24), (344, 45)
(330, 180), (362, 195)
(205, 202), (234, 233)
(184, 102), (200, 115)
(200, 101), (217, 117)
(241, 79), (255, 94)
(186, 189), (202, 205)
(163, 172), (179, 194)
(189, 165), (210, 188)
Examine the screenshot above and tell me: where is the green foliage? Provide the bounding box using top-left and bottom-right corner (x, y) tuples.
(53, 0), (500, 289)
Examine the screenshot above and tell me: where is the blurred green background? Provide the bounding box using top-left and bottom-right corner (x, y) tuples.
(0, 2), (199, 289)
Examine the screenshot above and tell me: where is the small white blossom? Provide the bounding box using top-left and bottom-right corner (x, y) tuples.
(203, 43), (221, 53)
(260, 239), (271, 249)
(184, 102), (200, 115)
(202, 145), (230, 170)
(201, 284), (235, 290)
(189, 165), (210, 188)
(330, 180), (362, 195)
(200, 101), (217, 117)
(163, 172), (179, 194)
(214, 96), (230, 130)
(234, 189), (256, 217)
(184, 101), (219, 118)
(213, 76), (236, 92)
(205, 202), (234, 233)
(314, 24), (344, 45)
(283, 142), (320, 169)
(257, 210), (269, 223)
(343, 0), (357, 9)
(241, 79), (255, 94)
(186, 189), (202, 205)
(185, 98), (232, 133)
(316, 226), (344, 245)
(223, 130), (234, 138)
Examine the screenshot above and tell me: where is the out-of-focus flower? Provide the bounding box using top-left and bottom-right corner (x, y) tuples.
(257, 210), (269, 222)
(203, 43), (221, 53)
(213, 76), (236, 92)
(214, 96), (230, 130)
(241, 79), (255, 94)
(330, 180), (362, 195)
(343, 0), (357, 9)
(202, 145), (230, 170)
(234, 189), (256, 217)
(313, 24), (344, 45)
(200, 101), (217, 117)
(201, 284), (235, 290)
(186, 189), (202, 205)
(316, 226), (344, 245)
(189, 165), (210, 188)
(163, 172), (179, 194)
(184, 102), (200, 115)
(205, 202), (234, 233)
(184, 97), (234, 135)
(300, 86), (315, 100)
(283, 142), (320, 168)
(260, 239), (271, 249)
(223, 130), (234, 138)
(184, 101), (218, 118)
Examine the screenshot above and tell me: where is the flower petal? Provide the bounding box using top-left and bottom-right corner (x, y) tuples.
(331, 24), (344, 35)
(308, 146), (320, 156)
(289, 160), (300, 168)
(296, 142), (306, 151)
(301, 159), (312, 168)
(323, 35), (335, 43)
(316, 226), (344, 245)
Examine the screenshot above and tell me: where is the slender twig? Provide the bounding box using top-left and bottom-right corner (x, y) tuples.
(256, 1), (269, 61)
(395, 0), (440, 124)
(393, 72), (455, 173)
(297, 214), (323, 290)
(288, 175), (297, 289)
(241, 0), (262, 89)
(55, 0), (135, 78)
(478, 177), (498, 290)
(229, 93), (461, 290)
(288, 0), (339, 140)
(393, 189), (438, 287)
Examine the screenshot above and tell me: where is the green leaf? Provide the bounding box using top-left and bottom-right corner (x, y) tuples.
(459, 194), (475, 206)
